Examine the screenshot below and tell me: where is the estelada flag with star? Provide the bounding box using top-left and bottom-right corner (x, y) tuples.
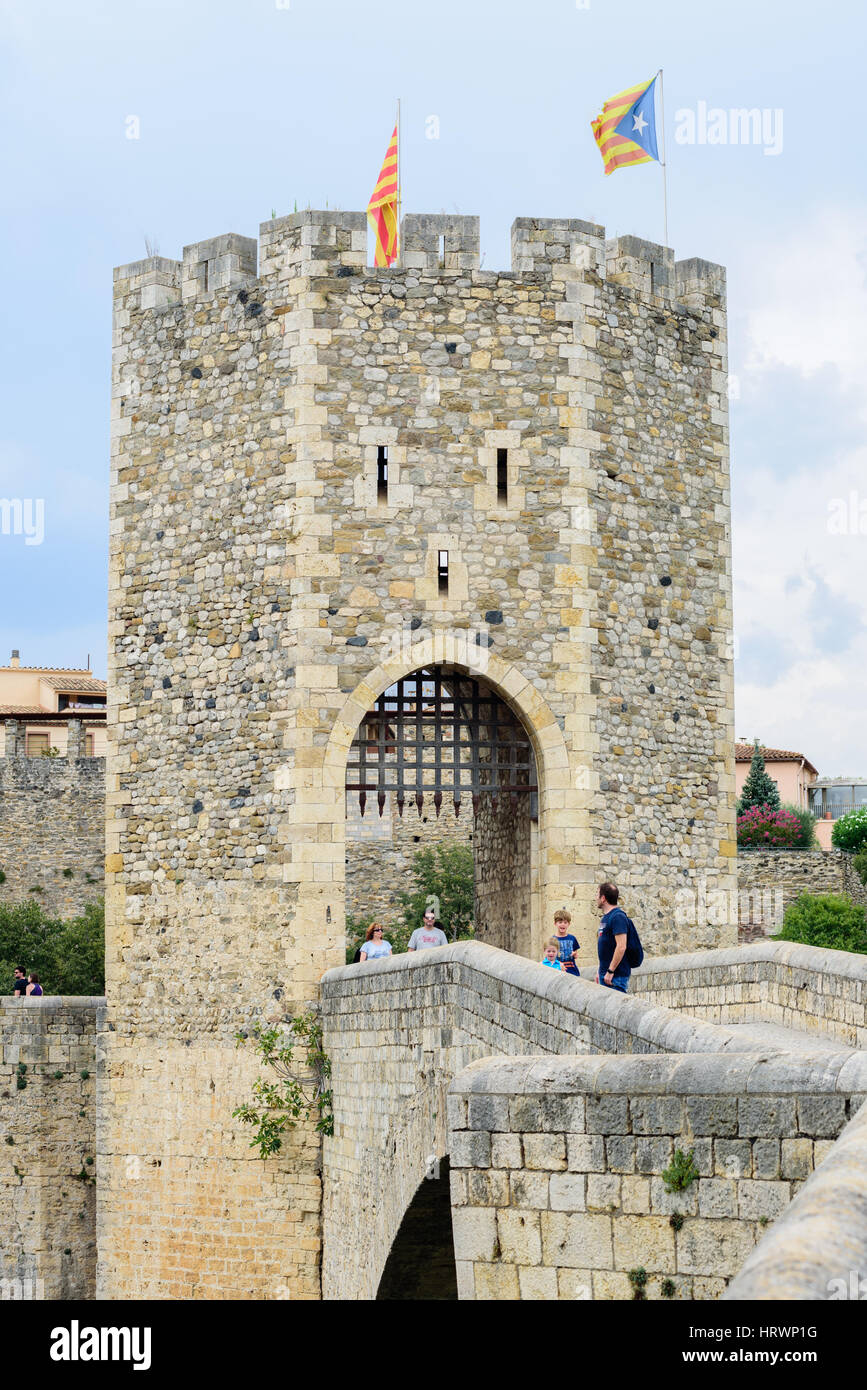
(591, 74), (660, 175)
(367, 124), (399, 266)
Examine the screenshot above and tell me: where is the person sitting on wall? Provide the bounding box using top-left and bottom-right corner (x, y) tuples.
(359, 923), (392, 963)
(596, 882), (631, 993)
(12, 966), (28, 998)
(541, 938), (563, 970)
(407, 908), (448, 951)
(25, 973), (43, 997)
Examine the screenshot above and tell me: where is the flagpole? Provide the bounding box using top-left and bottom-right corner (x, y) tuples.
(658, 67), (669, 247)
(396, 97), (402, 264)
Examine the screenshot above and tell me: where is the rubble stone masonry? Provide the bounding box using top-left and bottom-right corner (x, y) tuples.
(0, 998), (98, 1299)
(0, 725), (104, 918)
(104, 210), (735, 1297)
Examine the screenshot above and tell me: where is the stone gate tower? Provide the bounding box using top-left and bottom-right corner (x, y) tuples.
(104, 211), (736, 1297)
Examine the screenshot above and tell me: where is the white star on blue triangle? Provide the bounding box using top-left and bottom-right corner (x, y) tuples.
(614, 76), (660, 161)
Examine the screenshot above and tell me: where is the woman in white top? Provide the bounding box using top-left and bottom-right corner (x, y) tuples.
(359, 922), (392, 962)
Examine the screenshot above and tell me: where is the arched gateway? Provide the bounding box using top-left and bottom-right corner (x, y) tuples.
(102, 209), (735, 1298)
(331, 641), (577, 964)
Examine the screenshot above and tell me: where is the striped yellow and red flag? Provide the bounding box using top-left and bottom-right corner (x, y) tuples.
(591, 75), (659, 176)
(367, 124), (399, 267)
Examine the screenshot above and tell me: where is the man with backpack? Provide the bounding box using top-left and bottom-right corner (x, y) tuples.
(596, 882), (642, 993)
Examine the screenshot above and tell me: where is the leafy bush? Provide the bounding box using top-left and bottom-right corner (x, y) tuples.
(853, 846), (867, 887)
(831, 808), (867, 854)
(737, 805), (810, 848)
(774, 893), (867, 954)
(0, 899), (105, 995)
(779, 803), (818, 848)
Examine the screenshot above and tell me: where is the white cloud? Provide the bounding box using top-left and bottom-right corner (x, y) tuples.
(741, 211), (867, 398)
(732, 211), (867, 774)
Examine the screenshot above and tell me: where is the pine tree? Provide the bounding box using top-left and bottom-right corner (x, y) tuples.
(738, 740), (781, 813)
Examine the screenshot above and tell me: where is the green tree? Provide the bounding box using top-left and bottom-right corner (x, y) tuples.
(0, 899), (105, 995)
(737, 741), (781, 813)
(399, 843), (475, 942)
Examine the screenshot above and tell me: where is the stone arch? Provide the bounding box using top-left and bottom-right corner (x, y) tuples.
(376, 1156), (457, 1301)
(321, 634), (581, 963)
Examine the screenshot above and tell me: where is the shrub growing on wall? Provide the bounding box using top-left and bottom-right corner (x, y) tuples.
(737, 805), (810, 848)
(853, 846), (867, 887)
(831, 807), (867, 854)
(775, 893), (867, 954)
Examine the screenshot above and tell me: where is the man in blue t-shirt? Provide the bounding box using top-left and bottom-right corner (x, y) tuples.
(596, 882), (631, 993)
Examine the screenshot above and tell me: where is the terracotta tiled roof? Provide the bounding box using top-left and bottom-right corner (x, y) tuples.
(39, 675), (107, 693)
(0, 665), (95, 674)
(0, 705), (105, 718)
(735, 743), (818, 776)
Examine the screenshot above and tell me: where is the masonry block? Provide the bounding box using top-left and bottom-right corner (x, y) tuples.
(400, 214), (480, 272)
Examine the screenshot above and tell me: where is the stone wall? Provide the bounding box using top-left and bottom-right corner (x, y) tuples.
(736, 849), (867, 930)
(0, 739), (104, 918)
(449, 1051), (866, 1300)
(724, 1094), (867, 1301)
(473, 792), (533, 953)
(345, 790), (473, 926)
(106, 209), (735, 1297)
(631, 939), (867, 1050)
(0, 997), (99, 1299)
(319, 939), (864, 1299)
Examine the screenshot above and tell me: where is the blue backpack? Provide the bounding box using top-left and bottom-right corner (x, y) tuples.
(624, 916), (644, 969)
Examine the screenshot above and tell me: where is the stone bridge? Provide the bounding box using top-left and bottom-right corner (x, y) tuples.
(320, 940), (867, 1300)
(4, 938), (867, 1300)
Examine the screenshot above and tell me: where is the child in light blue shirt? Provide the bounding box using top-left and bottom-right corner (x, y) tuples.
(542, 939), (562, 970)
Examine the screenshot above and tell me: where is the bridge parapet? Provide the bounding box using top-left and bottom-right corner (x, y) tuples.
(450, 1049), (867, 1301)
(321, 940), (867, 1299)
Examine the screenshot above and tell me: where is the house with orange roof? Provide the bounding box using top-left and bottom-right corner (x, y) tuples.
(0, 649), (107, 756)
(734, 741), (818, 813)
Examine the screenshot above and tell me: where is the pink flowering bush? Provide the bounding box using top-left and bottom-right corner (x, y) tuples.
(737, 804), (810, 848)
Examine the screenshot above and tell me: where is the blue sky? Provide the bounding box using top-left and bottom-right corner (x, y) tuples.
(1, 0), (865, 773)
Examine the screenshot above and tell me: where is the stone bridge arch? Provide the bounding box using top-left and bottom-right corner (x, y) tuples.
(322, 633), (588, 966)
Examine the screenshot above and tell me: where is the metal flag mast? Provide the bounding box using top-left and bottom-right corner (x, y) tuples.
(658, 68), (669, 247)
(396, 97), (402, 264)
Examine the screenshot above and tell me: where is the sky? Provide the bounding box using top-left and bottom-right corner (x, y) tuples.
(0, 0), (865, 775)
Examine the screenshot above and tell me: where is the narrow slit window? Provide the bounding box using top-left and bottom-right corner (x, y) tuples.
(377, 445), (388, 503)
(202, 260), (209, 291)
(437, 549), (449, 594)
(496, 447), (508, 505)
(650, 261), (658, 296)
(438, 235), (446, 269)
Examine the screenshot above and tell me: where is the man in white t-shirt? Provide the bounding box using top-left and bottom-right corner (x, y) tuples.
(407, 908), (448, 951)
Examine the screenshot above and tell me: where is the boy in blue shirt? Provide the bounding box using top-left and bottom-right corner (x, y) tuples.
(553, 909), (580, 977)
(596, 882), (631, 993)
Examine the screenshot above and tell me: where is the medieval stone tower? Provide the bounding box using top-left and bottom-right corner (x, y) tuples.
(104, 210), (735, 1298)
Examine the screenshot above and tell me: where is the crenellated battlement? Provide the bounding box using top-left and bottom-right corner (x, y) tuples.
(113, 209), (725, 316)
